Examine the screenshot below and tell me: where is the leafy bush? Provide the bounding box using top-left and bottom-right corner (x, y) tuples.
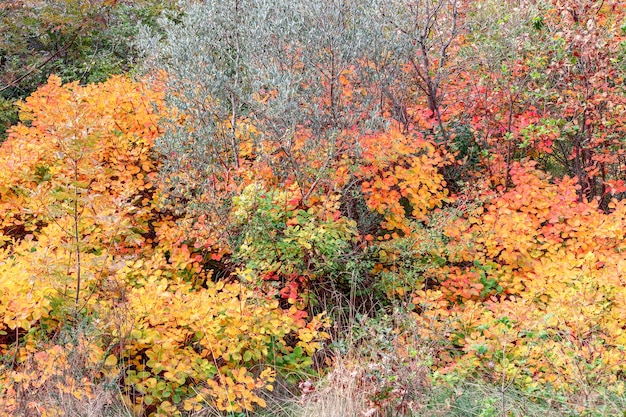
(0, 76), (328, 416)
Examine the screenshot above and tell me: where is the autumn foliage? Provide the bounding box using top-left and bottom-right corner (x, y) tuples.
(1, 0), (626, 416)
(0, 76), (328, 416)
(412, 162), (626, 392)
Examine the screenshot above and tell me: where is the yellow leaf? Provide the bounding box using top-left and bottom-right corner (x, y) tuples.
(105, 354), (118, 367)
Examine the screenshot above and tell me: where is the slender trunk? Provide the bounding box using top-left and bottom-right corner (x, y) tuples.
(74, 163), (81, 305)
(504, 93), (515, 190)
(230, 0), (241, 168)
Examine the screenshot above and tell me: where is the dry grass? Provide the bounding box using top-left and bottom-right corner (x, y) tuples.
(296, 359), (374, 417)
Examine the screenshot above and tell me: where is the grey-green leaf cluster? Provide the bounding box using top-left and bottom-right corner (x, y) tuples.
(136, 0), (463, 216)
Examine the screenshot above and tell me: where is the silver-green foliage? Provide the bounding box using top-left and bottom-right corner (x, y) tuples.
(136, 0), (463, 214)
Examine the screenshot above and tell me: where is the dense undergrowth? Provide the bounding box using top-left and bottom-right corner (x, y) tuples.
(1, 0), (626, 416)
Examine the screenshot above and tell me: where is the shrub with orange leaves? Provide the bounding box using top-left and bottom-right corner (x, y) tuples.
(410, 162), (626, 393)
(0, 75), (329, 417)
(357, 126), (451, 235)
